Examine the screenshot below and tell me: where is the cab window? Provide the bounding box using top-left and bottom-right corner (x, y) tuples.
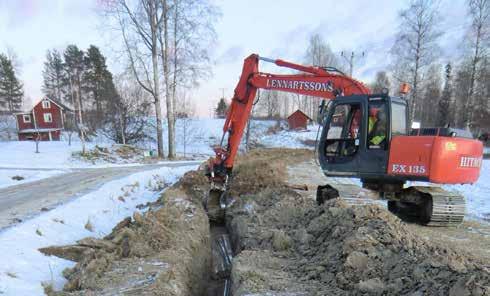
(325, 103), (361, 157)
(391, 102), (407, 136)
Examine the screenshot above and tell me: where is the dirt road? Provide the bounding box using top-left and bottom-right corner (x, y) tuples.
(0, 162), (201, 230)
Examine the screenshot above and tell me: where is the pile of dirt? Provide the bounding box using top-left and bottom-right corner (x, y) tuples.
(224, 150), (490, 296)
(40, 170), (211, 296)
(72, 144), (149, 164)
(228, 148), (312, 196)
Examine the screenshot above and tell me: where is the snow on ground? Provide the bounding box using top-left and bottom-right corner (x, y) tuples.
(0, 169), (68, 189)
(259, 123), (320, 148)
(164, 118), (276, 157)
(0, 164), (197, 296)
(0, 119), (275, 169)
(444, 160), (490, 222)
(0, 141), (106, 169)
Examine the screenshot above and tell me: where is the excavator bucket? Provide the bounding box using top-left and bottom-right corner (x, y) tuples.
(206, 188), (227, 222)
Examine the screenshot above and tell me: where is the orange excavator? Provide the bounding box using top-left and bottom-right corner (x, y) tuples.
(206, 54), (483, 226)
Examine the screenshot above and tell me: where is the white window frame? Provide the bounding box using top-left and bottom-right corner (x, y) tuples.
(23, 114), (31, 123)
(42, 100), (51, 109)
(43, 113), (53, 123)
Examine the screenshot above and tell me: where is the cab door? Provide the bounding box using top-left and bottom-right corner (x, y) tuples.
(318, 96), (366, 176)
(357, 96), (390, 176)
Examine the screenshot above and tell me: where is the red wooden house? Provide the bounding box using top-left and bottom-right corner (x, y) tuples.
(287, 109), (312, 130)
(15, 97), (72, 141)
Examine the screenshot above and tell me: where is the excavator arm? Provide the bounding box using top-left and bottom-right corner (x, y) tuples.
(207, 54), (370, 187)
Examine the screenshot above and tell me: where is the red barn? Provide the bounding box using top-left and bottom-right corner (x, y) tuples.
(15, 97), (72, 141)
(287, 109), (311, 130)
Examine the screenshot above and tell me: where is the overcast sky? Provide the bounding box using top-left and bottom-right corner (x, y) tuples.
(0, 0), (469, 116)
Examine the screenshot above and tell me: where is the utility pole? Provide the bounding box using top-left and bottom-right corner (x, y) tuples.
(341, 51), (365, 77)
(219, 88), (226, 100)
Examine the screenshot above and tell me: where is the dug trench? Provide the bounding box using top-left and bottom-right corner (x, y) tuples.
(40, 148), (490, 295)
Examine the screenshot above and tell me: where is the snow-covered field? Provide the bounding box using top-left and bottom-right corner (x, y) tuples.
(0, 141), (106, 169)
(0, 119), (276, 170)
(259, 124), (319, 148)
(0, 164), (197, 296)
(165, 118), (277, 156)
(0, 169), (68, 189)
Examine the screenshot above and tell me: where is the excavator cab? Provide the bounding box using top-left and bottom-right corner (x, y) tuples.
(317, 94), (408, 179)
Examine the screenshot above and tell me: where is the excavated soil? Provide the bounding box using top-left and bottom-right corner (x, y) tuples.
(41, 148), (490, 295)
(224, 149), (490, 296)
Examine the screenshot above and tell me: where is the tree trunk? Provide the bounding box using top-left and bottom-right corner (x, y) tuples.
(162, 0), (176, 159)
(464, 24), (482, 130)
(150, 1), (165, 158)
(76, 90), (86, 154)
(411, 33), (422, 125)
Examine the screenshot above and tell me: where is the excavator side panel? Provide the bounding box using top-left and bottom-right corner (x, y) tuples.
(387, 136), (433, 180)
(388, 136), (483, 184)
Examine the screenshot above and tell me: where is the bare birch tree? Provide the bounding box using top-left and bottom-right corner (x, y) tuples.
(303, 34), (341, 120)
(104, 0), (165, 157)
(159, 0), (219, 158)
(463, 0), (490, 129)
(391, 0), (442, 124)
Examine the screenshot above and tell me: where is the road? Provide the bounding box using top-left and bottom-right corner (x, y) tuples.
(0, 162), (201, 230)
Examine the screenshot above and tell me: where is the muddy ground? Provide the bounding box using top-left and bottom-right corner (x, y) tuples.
(41, 148), (490, 295)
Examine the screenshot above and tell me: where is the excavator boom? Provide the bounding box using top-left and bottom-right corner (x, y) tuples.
(209, 53), (370, 185)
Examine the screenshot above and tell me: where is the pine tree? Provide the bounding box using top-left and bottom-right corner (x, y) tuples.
(0, 53), (23, 113)
(63, 45), (85, 110)
(83, 45), (117, 127)
(438, 63), (453, 126)
(215, 98), (228, 118)
(42, 49), (65, 102)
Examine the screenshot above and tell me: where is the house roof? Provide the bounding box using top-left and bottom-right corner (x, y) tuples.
(46, 97), (73, 112)
(287, 109), (312, 121)
(19, 96), (73, 113)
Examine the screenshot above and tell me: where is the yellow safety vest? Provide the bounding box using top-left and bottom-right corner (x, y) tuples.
(369, 116), (385, 145)
(368, 117), (376, 133)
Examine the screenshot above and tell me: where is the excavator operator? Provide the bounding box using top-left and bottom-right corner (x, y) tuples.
(368, 107), (386, 148)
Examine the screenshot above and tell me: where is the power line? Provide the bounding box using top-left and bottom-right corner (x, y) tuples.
(340, 51), (365, 77)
